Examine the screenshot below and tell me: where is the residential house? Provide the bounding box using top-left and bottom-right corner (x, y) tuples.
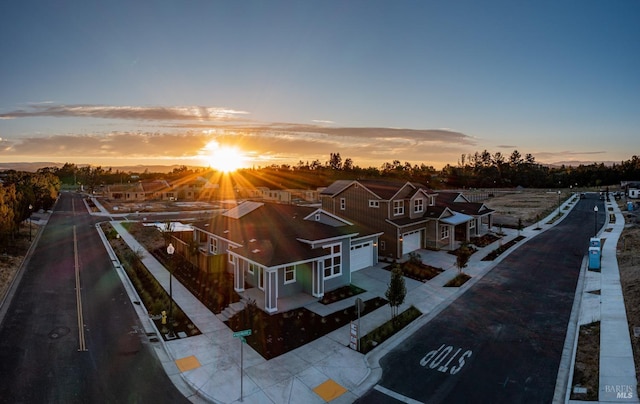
(435, 191), (494, 240)
(320, 180), (491, 259)
(621, 181), (640, 199)
(181, 201), (381, 313)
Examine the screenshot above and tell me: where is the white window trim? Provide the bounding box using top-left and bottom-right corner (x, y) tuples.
(440, 226), (450, 240)
(284, 265), (296, 284)
(340, 198), (346, 210)
(414, 199), (424, 213)
(369, 200), (379, 208)
(469, 219), (475, 229)
(248, 262), (258, 275)
(209, 237), (218, 254)
(393, 200), (404, 216)
(323, 244), (342, 279)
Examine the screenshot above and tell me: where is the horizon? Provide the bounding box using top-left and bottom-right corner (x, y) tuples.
(1, 2), (639, 169)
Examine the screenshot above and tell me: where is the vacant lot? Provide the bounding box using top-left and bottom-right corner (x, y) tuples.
(478, 189), (574, 227)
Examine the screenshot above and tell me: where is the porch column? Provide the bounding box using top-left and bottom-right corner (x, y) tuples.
(233, 256), (244, 292)
(265, 269), (278, 313)
(312, 260), (325, 298)
(449, 225), (455, 250)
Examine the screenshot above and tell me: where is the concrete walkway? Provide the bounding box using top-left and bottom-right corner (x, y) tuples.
(567, 199), (639, 403)
(90, 194), (638, 403)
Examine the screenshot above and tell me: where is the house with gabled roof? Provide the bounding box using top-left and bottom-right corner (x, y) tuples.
(185, 201), (381, 313)
(320, 180), (490, 259)
(435, 191), (495, 240)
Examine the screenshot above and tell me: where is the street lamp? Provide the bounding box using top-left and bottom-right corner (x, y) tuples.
(557, 190), (561, 217)
(166, 242), (175, 338)
(28, 204), (33, 241)
(594, 206), (599, 237)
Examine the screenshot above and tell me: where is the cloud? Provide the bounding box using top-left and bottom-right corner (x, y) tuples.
(0, 104), (249, 121)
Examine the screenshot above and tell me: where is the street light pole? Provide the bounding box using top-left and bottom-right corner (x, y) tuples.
(28, 204), (32, 241)
(167, 242), (175, 338)
(557, 190), (561, 217)
(594, 205), (599, 237)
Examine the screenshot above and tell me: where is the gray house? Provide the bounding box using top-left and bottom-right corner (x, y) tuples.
(189, 201), (381, 313)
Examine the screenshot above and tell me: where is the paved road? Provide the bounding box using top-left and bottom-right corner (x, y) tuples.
(358, 195), (604, 403)
(0, 192), (189, 403)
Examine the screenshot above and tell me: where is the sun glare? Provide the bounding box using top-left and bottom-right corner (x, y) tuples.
(203, 142), (246, 173)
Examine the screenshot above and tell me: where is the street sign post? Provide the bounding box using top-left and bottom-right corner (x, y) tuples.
(233, 329), (252, 401)
(233, 329), (252, 338)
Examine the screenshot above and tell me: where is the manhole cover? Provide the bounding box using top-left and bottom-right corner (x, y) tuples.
(48, 326), (70, 339)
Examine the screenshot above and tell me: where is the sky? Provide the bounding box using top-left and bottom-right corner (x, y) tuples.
(1, 1), (639, 170)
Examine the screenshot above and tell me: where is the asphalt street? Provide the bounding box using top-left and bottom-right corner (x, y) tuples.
(357, 195), (604, 403)
(0, 192), (189, 403)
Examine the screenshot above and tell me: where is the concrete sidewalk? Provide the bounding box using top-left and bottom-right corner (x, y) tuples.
(93, 194), (637, 403)
(567, 199), (639, 403)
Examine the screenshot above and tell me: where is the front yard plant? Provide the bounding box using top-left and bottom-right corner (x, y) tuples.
(359, 306), (421, 354)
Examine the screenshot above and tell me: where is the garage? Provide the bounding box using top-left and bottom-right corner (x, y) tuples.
(402, 230), (422, 255)
(350, 242), (373, 272)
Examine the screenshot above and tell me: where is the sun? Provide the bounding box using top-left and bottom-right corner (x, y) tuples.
(203, 142), (247, 173)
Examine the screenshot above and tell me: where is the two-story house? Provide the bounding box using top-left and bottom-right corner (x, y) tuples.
(320, 180), (479, 259)
(180, 201), (381, 313)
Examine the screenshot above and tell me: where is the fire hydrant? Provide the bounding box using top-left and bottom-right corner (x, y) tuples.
(161, 310), (167, 325)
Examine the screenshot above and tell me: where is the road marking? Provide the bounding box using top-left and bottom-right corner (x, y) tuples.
(419, 343), (472, 375)
(74, 226), (87, 352)
(374, 385), (423, 404)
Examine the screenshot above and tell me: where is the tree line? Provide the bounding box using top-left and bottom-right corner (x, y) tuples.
(0, 170), (61, 246)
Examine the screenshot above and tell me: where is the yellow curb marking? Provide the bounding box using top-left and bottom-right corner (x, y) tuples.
(313, 379), (347, 401)
(175, 355), (201, 373)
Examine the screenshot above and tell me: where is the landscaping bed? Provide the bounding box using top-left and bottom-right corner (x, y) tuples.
(226, 296), (388, 359)
(101, 223), (201, 340)
(383, 259), (443, 282)
(481, 236), (526, 261)
(444, 273), (471, 287)
(319, 284), (365, 305)
(570, 321), (600, 401)
(470, 233), (501, 247)
(359, 306), (422, 354)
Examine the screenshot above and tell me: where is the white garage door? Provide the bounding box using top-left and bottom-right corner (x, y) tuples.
(402, 230), (421, 255)
(350, 242), (373, 272)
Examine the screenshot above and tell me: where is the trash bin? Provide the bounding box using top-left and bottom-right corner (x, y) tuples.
(628, 202), (634, 211)
(590, 237), (601, 249)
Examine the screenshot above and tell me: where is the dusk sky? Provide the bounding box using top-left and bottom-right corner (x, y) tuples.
(1, 1), (639, 170)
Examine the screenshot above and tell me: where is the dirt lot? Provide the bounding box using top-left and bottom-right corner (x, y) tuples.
(617, 201), (640, 393)
(477, 188), (576, 227)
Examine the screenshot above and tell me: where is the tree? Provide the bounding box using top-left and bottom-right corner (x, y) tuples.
(455, 244), (472, 275)
(385, 263), (406, 322)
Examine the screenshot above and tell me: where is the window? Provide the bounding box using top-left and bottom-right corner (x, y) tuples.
(209, 237), (218, 254)
(248, 262), (260, 274)
(440, 226), (450, 240)
(469, 219), (475, 229)
(369, 200), (380, 208)
(393, 200), (404, 216)
(284, 265), (296, 284)
(340, 198), (346, 210)
(315, 213), (321, 221)
(414, 199), (424, 213)
(323, 244), (342, 279)
(429, 196), (435, 206)
(380, 241), (386, 251)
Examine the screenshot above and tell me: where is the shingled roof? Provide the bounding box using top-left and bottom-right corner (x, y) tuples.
(192, 202), (364, 267)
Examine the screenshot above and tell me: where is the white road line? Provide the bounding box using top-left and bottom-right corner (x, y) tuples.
(374, 384), (424, 404)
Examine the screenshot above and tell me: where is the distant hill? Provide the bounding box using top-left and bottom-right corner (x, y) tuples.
(0, 162), (204, 173)
(549, 160), (619, 167)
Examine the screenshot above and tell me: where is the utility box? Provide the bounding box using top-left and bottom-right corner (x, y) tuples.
(589, 246), (601, 270)
(590, 237), (601, 249)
